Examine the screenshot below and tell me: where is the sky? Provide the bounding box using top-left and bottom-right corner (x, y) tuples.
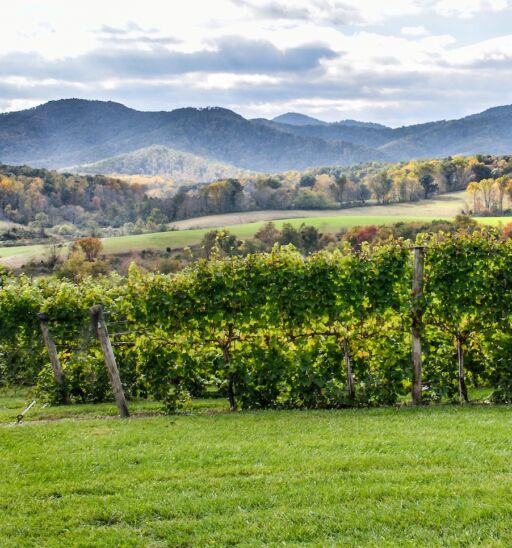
(1, 0), (512, 126)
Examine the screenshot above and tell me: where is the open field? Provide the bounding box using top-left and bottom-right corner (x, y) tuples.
(0, 215), (439, 268)
(2, 389), (512, 546)
(1, 192), (510, 268)
(171, 191), (470, 229)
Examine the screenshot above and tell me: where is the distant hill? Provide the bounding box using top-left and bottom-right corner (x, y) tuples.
(71, 145), (248, 182)
(262, 105), (512, 159)
(255, 118), (396, 148)
(0, 99), (380, 172)
(336, 119), (389, 130)
(378, 106), (512, 160)
(271, 113), (387, 130)
(272, 112), (328, 126)
(2, 99), (512, 173)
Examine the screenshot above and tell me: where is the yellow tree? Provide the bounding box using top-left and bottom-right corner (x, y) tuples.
(479, 178), (496, 210)
(506, 179), (512, 211)
(495, 176), (510, 213)
(466, 181), (481, 212)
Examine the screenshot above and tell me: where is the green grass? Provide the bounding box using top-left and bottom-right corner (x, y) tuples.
(0, 215), (503, 266)
(0, 215), (441, 265)
(101, 215), (446, 254)
(2, 388), (512, 546)
(1, 193), (510, 267)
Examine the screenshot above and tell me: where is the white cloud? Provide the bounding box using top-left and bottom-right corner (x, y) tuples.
(442, 34), (512, 66)
(429, 0), (510, 18)
(401, 26), (429, 37)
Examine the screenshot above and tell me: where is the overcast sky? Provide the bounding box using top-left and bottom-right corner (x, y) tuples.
(2, 0), (512, 126)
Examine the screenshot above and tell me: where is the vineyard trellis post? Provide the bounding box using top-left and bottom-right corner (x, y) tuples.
(38, 312), (69, 404)
(456, 335), (469, 402)
(411, 246), (425, 406)
(90, 304), (130, 418)
(342, 335), (355, 401)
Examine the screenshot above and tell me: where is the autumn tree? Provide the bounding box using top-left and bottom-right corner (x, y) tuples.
(200, 229), (241, 259)
(73, 236), (103, 261)
(330, 174), (348, 203)
(299, 174), (316, 187)
(466, 181), (481, 212)
(368, 171), (392, 203)
(414, 162), (438, 198)
(496, 176), (510, 213)
(254, 222), (281, 250)
(479, 178), (497, 210)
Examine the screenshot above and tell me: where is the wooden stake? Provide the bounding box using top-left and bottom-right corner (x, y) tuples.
(90, 305), (130, 418)
(223, 344), (237, 412)
(411, 246), (425, 406)
(457, 336), (469, 402)
(38, 313), (69, 404)
(343, 337), (355, 401)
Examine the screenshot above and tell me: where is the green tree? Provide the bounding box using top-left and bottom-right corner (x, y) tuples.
(369, 171), (392, 203)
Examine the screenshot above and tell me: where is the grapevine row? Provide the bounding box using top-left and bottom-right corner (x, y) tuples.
(2, 230), (512, 411)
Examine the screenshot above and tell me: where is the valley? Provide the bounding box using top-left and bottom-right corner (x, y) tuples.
(0, 191), (504, 268)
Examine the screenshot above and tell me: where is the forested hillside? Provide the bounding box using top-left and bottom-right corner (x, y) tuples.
(262, 105), (512, 160)
(0, 164), (147, 230)
(72, 145), (248, 182)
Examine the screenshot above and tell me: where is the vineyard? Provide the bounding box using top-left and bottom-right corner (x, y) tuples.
(2, 228), (512, 413)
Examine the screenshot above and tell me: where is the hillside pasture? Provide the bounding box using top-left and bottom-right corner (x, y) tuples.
(0, 191), (509, 268)
(0, 215), (442, 268)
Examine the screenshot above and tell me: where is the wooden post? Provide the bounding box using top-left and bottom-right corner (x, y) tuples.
(343, 337), (355, 400)
(223, 344), (237, 412)
(90, 305), (129, 418)
(456, 336), (469, 402)
(38, 313), (69, 404)
(222, 325), (237, 412)
(411, 246), (425, 406)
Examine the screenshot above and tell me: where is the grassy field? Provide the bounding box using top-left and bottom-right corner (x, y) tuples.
(0, 215), (440, 266)
(170, 191), (469, 230)
(2, 389), (512, 546)
(1, 191), (511, 268)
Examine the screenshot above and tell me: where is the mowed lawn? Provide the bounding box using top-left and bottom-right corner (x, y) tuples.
(2, 391), (512, 546)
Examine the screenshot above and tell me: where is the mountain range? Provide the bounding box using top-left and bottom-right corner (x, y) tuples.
(1, 99), (512, 178)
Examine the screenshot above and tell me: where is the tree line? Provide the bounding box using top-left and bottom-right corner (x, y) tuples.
(2, 154), (512, 244)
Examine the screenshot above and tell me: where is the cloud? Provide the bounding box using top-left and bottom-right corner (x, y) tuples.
(235, 0), (365, 25)
(95, 23), (179, 46)
(436, 35), (512, 68)
(401, 26), (429, 37)
(1, 52), (511, 128)
(102, 36), (181, 46)
(0, 37), (337, 81)
(428, 0), (510, 18)
(237, 0), (311, 20)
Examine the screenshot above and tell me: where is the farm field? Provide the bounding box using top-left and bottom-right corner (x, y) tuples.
(2, 390), (512, 546)
(170, 191), (470, 229)
(0, 192), (510, 268)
